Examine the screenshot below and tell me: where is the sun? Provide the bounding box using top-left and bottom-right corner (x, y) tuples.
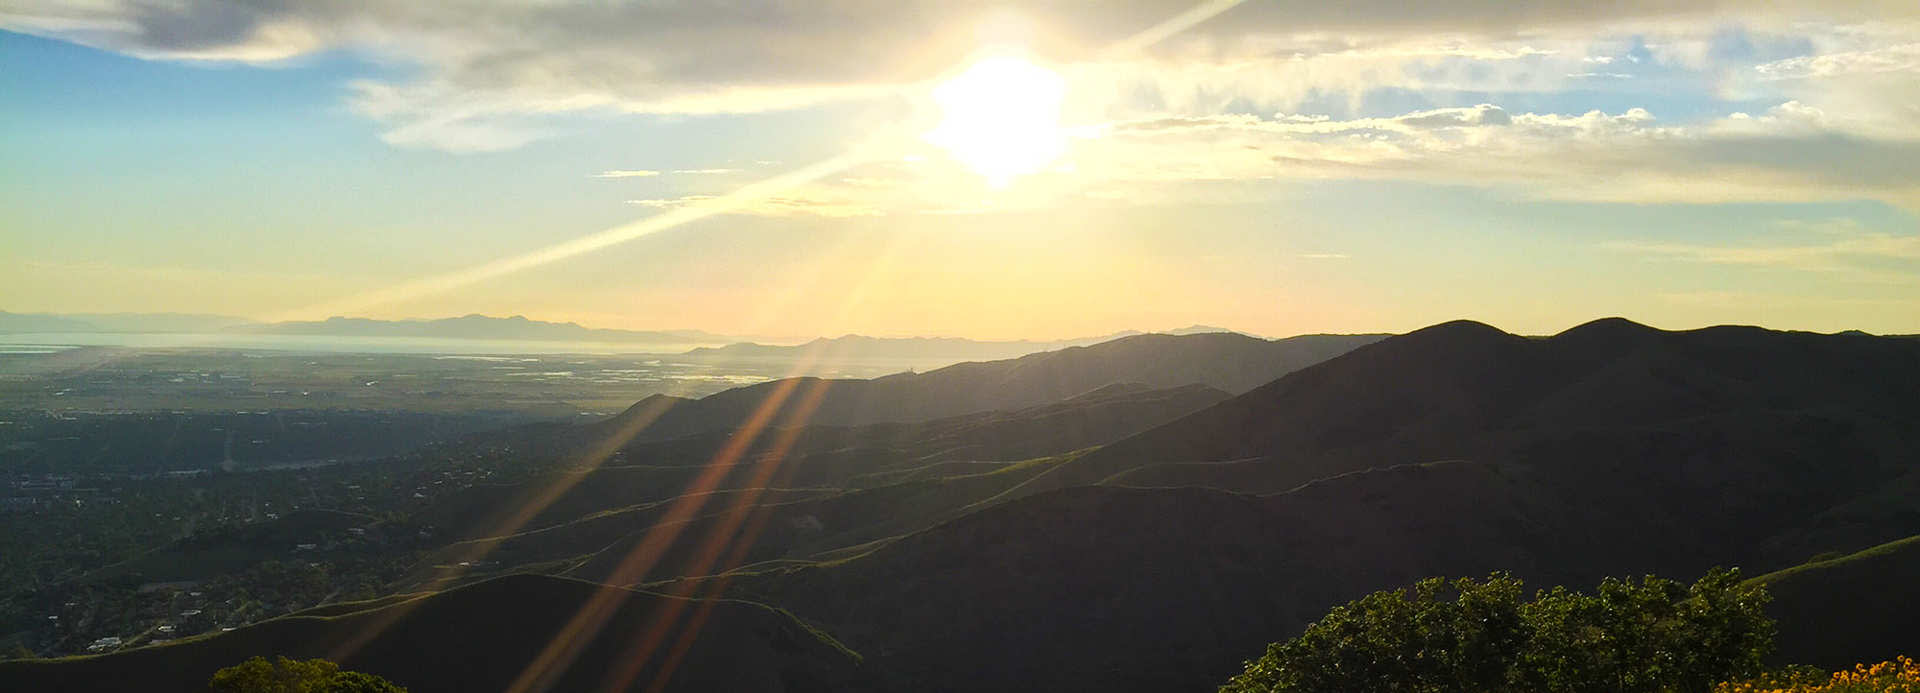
(924, 54), (1067, 188)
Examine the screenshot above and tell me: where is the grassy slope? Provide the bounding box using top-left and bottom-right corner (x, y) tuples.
(717, 463), (1587, 693)
(1754, 534), (1920, 669)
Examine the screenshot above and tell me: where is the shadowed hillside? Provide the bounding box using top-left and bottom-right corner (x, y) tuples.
(717, 471), (1582, 693)
(421, 382), (1228, 541)
(0, 574), (870, 693)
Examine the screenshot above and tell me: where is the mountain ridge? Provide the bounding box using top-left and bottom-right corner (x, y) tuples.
(589, 331), (1387, 441)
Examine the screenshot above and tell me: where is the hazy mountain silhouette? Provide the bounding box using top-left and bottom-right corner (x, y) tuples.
(592, 332), (1384, 442)
(1163, 324), (1254, 336)
(680, 332), (1144, 365)
(248, 314), (730, 343)
(0, 311), (255, 333)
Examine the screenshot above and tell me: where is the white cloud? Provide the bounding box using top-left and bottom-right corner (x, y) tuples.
(5, 1), (1917, 152)
(592, 170), (661, 178)
(1756, 42), (1920, 80)
(1066, 101), (1920, 208)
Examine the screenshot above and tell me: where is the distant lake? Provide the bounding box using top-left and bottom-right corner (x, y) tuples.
(0, 332), (717, 355)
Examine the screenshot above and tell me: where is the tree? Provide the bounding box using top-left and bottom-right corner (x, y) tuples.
(208, 656), (407, 693)
(1222, 568), (1772, 693)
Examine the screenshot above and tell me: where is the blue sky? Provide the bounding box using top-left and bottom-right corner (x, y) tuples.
(2, 2), (1916, 339)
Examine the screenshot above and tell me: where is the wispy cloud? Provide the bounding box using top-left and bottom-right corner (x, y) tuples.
(626, 196), (716, 208)
(1603, 225), (1920, 283)
(627, 193), (878, 218)
(592, 170), (662, 178)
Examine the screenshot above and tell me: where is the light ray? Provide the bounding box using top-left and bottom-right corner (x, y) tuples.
(1100, 0), (1250, 59)
(503, 351), (829, 693)
(299, 0), (1259, 684)
(602, 377), (837, 692)
(277, 148), (881, 323)
(324, 393), (685, 662)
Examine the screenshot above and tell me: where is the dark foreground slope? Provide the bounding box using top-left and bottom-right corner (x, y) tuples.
(420, 383), (1228, 542)
(720, 460), (1915, 692)
(721, 469), (1580, 693)
(587, 332), (1381, 442)
(1756, 534), (1920, 669)
(0, 574), (869, 693)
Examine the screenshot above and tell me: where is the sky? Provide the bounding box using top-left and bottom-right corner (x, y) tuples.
(2, 0), (1917, 340)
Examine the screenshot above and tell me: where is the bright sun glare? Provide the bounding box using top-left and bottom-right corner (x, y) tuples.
(925, 55), (1067, 188)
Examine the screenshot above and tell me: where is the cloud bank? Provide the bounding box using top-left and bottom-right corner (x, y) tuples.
(4, 1), (1916, 210)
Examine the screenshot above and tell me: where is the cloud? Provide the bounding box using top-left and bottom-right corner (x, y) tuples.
(1756, 42), (1920, 80)
(1747, 39), (1920, 139)
(1068, 101), (1920, 209)
(637, 96), (1917, 216)
(627, 193), (878, 218)
(5, 1), (1917, 152)
(592, 170), (661, 178)
(1396, 103), (1512, 128)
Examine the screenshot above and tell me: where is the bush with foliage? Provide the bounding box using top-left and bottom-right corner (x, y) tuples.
(1716, 657), (1920, 693)
(1221, 568), (1773, 693)
(207, 656), (407, 693)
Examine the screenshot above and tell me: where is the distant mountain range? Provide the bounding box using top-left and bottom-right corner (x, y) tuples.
(0, 311), (255, 334)
(682, 333), (1131, 363)
(245, 314), (732, 344)
(0, 311), (1271, 361)
(592, 331), (1387, 441)
(678, 326), (1271, 368)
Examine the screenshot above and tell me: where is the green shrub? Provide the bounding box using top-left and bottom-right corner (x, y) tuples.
(1221, 568), (1772, 693)
(207, 656), (407, 692)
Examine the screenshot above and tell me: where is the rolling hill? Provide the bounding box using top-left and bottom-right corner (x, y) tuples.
(1029, 319), (1919, 520)
(587, 331), (1384, 442)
